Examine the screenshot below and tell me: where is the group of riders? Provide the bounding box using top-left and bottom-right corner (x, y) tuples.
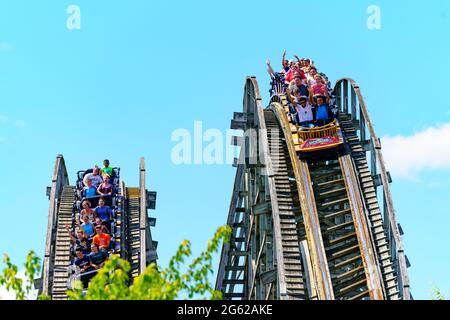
(65, 159), (117, 286)
(266, 51), (337, 127)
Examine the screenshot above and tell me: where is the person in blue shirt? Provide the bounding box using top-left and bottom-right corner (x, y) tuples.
(83, 178), (97, 198)
(74, 247), (93, 287)
(88, 243), (108, 270)
(79, 214), (95, 238)
(314, 95), (330, 126)
(95, 197), (113, 231)
(74, 247), (91, 273)
(95, 198), (112, 221)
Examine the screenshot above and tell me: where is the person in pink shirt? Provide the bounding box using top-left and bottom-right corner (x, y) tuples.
(310, 75), (328, 98)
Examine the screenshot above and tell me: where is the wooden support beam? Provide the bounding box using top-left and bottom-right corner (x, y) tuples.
(252, 202), (271, 215)
(230, 112), (246, 130)
(261, 269), (277, 285)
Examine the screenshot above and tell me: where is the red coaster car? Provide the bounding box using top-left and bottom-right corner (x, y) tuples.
(298, 120), (343, 153)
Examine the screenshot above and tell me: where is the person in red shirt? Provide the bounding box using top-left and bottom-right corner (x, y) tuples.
(285, 64), (306, 84)
(93, 225), (111, 251)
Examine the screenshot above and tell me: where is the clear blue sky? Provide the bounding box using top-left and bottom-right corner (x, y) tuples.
(1, 0), (449, 299)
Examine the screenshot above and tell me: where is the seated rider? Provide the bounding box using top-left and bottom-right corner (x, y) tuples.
(301, 58), (312, 72)
(66, 224), (90, 254)
(97, 174), (113, 196)
(83, 166), (103, 188)
(74, 247), (93, 287)
(92, 225), (112, 252)
(78, 200), (95, 225)
(95, 197), (113, 230)
(88, 243), (108, 270)
(310, 75), (328, 98)
(295, 96), (314, 127)
(74, 247), (91, 273)
(288, 73), (309, 98)
(94, 217), (110, 234)
(285, 63), (306, 84)
(314, 95), (331, 126)
(100, 159), (113, 178)
(306, 66), (318, 85)
(78, 214), (95, 238)
(83, 178), (97, 198)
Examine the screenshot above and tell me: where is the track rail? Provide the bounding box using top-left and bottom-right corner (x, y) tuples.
(335, 78), (409, 299)
(126, 187), (141, 278)
(272, 100), (385, 299)
(270, 100), (335, 300)
(51, 186), (75, 300)
(264, 109), (305, 299)
(338, 114), (400, 299)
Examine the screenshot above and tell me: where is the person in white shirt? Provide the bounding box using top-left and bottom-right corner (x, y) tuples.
(295, 96), (314, 127)
(83, 166), (103, 188)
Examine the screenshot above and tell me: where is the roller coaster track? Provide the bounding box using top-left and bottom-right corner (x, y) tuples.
(51, 186), (75, 300)
(37, 156), (158, 299)
(216, 77), (411, 300)
(125, 187), (143, 278)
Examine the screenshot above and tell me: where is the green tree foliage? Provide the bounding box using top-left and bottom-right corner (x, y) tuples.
(0, 225), (230, 300)
(68, 225), (231, 300)
(0, 251), (40, 300)
(431, 285), (448, 300)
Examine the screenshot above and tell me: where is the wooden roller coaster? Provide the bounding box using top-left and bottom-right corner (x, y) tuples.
(216, 77), (411, 300)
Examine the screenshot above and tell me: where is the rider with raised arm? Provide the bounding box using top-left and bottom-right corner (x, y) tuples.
(285, 63), (306, 85)
(281, 50), (290, 73)
(295, 96), (314, 127)
(266, 59), (276, 78)
(66, 224), (90, 254)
